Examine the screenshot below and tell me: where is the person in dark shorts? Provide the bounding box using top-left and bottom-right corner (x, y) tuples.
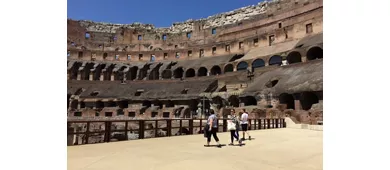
(205, 110), (222, 147)
(240, 109), (251, 140)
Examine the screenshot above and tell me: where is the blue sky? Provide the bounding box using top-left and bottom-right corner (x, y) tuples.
(67, 0), (263, 27)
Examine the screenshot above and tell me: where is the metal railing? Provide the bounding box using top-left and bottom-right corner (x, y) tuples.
(67, 118), (286, 146)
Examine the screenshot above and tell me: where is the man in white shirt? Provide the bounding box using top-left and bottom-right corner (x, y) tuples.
(240, 109), (251, 140)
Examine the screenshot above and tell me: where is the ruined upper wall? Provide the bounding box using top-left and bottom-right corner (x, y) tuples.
(70, 0), (316, 34)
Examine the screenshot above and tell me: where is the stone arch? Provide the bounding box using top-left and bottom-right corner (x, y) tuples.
(70, 100), (78, 109)
(210, 65), (221, 75)
(70, 62), (82, 80)
(279, 93), (295, 110)
(224, 64), (234, 73)
(211, 96), (224, 110)
(138, 64), (150, 80)
(237, 61), (248, 71)
(300, 92), (319, 110)
(269, 55), (283, 66)
(148, 64), (163, 80)
(287, 51), (302, 64)
(241, 96), (257, 106)
(161, 70), (172, 79)
(185, 68), (196, 78)
(198, 67), (208, 77)
(228, 95), (240, 107)
(306, 46), (323, 60)
(173, 67), (184, 79)
(252, 59), (265, 70)
(128, 66), (138, 81)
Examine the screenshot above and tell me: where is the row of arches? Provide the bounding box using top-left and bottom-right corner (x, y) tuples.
(68, 46), (323, 81)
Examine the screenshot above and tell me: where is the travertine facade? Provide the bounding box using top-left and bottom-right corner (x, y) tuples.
(67, 0), (323, 124)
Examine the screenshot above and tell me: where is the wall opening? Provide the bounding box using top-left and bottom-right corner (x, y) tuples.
(151, 112), (158, 117)
(115, 54), (119, 60)
(128, 66), (138, 80)
(80, 102), (85, 109)
(199, 49), (204, 58)
(118, 100), (128, 109)
(139, 54), (143, 61)
(306, 23), (313, 34)
(212, 47), (216, 54)
(162, 70), (172, 79)
(225, 45), (230, 52)
(253, 38), (258, 46)
(105, 112), (113, 117)
(67, 51), (70, 57)
(162, 34), (167, 41)
(237, 61), (248, 71)
(239, 42), (243, 49)
(127, 55), (131, 60)
(128, 112), (136, 117)
(212, 28), (216, 34)
(198, 67), (208, 77)
(166, 100), (174, 108)
(224, 64), (234, 73)
(210, 66), (221, 75)
(228, 95), (240, 107)
(142, 100), (152, 108)
(279, 93), (295, 110)
(175, 52), (180, 58)
(163, 53), (168, 59)
(74, 112), (82, 117)
(96, 101), (104, 108)
(269, 35), (275, 46)
(163, 112), (170, 118)
(138, 35), (142, 40)
(188, 50), (192, 57)
(185, 69), (195, 78)
(279, 23), (282, 28)
(269, 55), (282, 65)
(287, 51), (302, 64)
(242, 96), (257, 106)
(252, 59), (265, 70)
(300, 92), (319, 110)
(173, 67), (184, 79)
(150, 55), (156, 62)
(187, 32), (191, 39)
(306, 47), (323, 60)
(85, 32), (90, 39)
(266, 79), (279, 88)
(78, 51), (83, 58)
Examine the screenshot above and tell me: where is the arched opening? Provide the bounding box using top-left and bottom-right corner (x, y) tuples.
(287, 51), (302, 64)
(237, 61), (248, 71)
(185, 68), (195, 78)
(279, 93), (295, 110)
(70, 100), (78, 109)
(161, 70), (172, 79)
(241, 96), (257, 106)
(138, 65), (150, 80)
(94, 64), (105, 81)
(166, 100), (174, 108)
(173, 67), (184, 79)
(82, 63), (94, 80)
(128, 66), (138, 81)
(104, 65), (115, 81)
(224, 64), (234, 73)
(269, 55), (282, 66)
(117, 100), (128, 109)
(211, 96), (224, 110)
(300, 92), (319, 110)
(306, 47), (323, 60)
(210, 66), (221, 75)
(198, 67), (208, 77)
(142, 100), (152, 108)
(252, 59), (265, 70)
(96, 101), (104, 109)
(148, 68), (160, 80)
(228, 95), (240, 107)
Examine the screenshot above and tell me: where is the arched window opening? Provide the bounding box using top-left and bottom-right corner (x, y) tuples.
(162, 70), (172, 79)
(173, 67), (184, 79)
(306, 47), (323, 60)
(198, 67), (208, 77)
(210, 66), (221, 75)
(287, 51), (302, 64)
(269, 55), (283, 66)
(252, 59), (265, 70)
(128, 67), (138, 80)
(185, 69), (195, 78)
(279, 93), (295, 110)
(242, 96), (257, 106)
(228, 95), (240, 107)
(224, 64), (234, 73)
(237, 61), (248, 71)
(300, 92), (319, 110)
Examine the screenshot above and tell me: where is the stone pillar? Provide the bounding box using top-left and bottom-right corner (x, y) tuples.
(293, 93), (302, 110)
(76, 72), (81, 80)
(110, 73), (115, 81)
(100, 73), (104, 81)
(233, 67), (237, 72)
(302, 56), (308, 63)
(89, 72), (94, 81)
(207, 71), (210, 76)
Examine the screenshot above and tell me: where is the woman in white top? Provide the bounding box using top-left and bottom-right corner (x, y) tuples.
(228, 109), (241, 145)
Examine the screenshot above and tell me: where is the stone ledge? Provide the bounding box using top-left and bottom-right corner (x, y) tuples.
(285, 117), (323, 131)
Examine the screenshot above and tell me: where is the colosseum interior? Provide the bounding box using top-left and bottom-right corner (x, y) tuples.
(67, 0), (323, 128)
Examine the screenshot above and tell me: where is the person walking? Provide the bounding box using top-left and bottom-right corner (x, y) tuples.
(228, 109), (242, 145)
(205, 110), (222, 147)
(240, 109), (251, 140)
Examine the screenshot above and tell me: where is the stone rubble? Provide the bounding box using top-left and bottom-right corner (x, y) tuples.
(76, 0), (279, 34)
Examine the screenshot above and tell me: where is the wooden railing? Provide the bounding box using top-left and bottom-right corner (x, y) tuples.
(67, 118), (286, 146)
